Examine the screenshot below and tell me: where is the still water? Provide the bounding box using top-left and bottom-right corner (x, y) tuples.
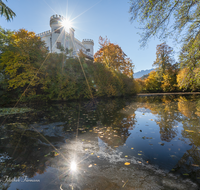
(0, 95), (200, 190)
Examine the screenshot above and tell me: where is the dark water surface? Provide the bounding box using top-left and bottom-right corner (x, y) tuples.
(1, 95), (200, 190)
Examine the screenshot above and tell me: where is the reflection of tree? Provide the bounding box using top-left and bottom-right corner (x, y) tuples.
(94, 100), (137, 148)
(137, 96), (180, 142)
(177, 96), (196, 118)
(0, 97), (138, 184)
(0, 125), (56, 187)
(195, 100), (200, 117)
(97, 125), (131, 148)
(173, 145), (200, 183)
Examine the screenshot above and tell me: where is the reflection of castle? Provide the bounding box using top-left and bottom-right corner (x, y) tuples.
(36, 15), (94, 60)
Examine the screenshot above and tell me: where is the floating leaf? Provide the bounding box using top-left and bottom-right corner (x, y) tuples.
(88, 164), (92, 168)
(131, 147), (134, 149)
(124, 162), (130, 165)
(125, 155), (128, 157)
(183, 173), (189, 176)
(146, 161), (149, 163)
(138, 161), (141, 164)
(91, 153), (94, 155)
(54, 152), (59, 156)
(138, 153), (142, 155)
(158, 142), (165, 146)
(85, 149), (88, 151)
(192, 164), (199, 167)
(44, 153), (50, 157)
(171, 169), (175, 171)
(185, 130), (194, 133)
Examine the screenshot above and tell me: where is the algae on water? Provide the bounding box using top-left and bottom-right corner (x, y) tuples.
(0, 108), (33, 116)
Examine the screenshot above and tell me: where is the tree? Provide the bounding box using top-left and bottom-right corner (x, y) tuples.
(0, 0), (16, 21)
(153, 43), (174, 82)
(0, 29), (48, 97)
(144, 71), (161, 92)
(0, 26), (13, 53)
(161, 65), (178, 92)
(177, 34), (200, 91)
(94, 36), (134, 78)
(129, 0), (200, 47)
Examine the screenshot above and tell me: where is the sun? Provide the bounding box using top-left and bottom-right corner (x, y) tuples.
(70, 161), (77, 171)
(61, 19), (72, 30)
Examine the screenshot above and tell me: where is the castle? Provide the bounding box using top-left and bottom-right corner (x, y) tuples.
(36, 15), (94, 60)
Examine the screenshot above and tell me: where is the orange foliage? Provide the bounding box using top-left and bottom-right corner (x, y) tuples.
(94, 36), (134, 78)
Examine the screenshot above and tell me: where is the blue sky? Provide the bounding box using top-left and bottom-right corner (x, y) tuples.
(1, 0), (181, 72)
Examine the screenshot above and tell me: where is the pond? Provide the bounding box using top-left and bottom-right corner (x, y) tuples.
(0, 95), (200, 190)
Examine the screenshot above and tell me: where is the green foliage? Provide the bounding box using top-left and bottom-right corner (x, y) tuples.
(177, 34), (200, 91)
(143, 71), (162, 92)
(43, 54), (139, 100)
(153, 43), (174, 82)
(0, 28), (139, 104)
(0, 0), (16, 21)
(129, 0), (200, 47)
(0, 29), (48, 100)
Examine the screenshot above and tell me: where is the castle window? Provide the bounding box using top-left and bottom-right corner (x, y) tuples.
(54, 29), (60, 34)
(86, 49), (90, 52)
(57, 42), (61, 49)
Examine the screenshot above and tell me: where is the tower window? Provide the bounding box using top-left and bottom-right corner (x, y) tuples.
(86, 49), (90, 52)
(57, 42), (61, 49)
(54, 29), (60, 34)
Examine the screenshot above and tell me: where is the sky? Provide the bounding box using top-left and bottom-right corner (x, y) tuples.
(1, 0), (181, 73)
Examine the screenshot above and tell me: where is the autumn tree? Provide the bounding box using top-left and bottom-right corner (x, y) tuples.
(94, 36), (134, 78)
(153, 43), (174, 82)
(129, 0), (200, 47)
(144, 71), (161, 92)
(161, 63), (179, 92)
(0, 29), (48, 97)
(177, 34), (200, 91)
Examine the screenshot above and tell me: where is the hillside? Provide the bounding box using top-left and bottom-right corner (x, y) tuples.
(133, 69), (154, 79)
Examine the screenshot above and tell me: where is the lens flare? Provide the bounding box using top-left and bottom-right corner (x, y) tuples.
(61, 19), (72, 30)
(70, 161), (77, 171)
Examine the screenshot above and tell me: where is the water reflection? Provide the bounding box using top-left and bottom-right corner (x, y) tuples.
(0, 95), (200, 189)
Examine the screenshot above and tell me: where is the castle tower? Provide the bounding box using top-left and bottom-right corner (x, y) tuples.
(50, 14), (64, 33)
(50, 15), (65, 53)
(69, 28), (75, 51)
(82, 39), (94, 55)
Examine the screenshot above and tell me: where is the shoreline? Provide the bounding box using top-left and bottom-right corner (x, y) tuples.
(137, 92), (200, 96)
